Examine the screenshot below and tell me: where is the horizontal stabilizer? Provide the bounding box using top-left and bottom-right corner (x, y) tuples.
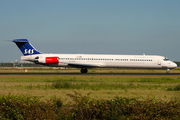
(13, 39), (28, 43)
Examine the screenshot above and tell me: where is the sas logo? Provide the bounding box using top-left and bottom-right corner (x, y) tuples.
(24, 49), (34, 54)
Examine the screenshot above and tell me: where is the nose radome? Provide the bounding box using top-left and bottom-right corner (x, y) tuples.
(172, 62), (177, 68)
(175, 63), (177, 68)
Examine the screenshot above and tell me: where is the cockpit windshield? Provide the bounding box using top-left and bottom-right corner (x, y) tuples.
(163, 57), (169, 61)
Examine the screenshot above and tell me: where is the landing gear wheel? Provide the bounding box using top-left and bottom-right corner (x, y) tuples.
(81, 68), (88, 73)
(166, 69), (170, 74)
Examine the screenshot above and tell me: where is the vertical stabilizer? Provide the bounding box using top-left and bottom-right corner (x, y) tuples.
(13, 39), (42, 56)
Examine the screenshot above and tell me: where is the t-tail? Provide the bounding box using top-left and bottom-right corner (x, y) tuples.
(13, 39), (42, 56)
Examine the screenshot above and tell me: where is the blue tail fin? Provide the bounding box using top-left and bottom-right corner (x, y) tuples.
(13, 39), (42, 56)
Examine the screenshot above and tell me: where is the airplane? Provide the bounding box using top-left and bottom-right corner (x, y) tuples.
(12, 39), (177, 73)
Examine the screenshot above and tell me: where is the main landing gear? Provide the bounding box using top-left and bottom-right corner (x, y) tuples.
(81, 68), (88, 73)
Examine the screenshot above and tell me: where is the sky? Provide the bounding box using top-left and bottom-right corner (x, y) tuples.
(0, 0), (180, 62)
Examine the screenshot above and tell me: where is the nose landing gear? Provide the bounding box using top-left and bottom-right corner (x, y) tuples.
(81, 68), (88, 73)
(166, 69), (170, 73)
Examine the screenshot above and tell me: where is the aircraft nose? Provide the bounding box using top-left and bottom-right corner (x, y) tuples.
(168, 62), (177, 69)
(172, 62), (177, 68)
(174, 63), (177, 68)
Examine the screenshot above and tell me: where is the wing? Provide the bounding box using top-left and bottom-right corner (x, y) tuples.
(66, 62), (102, 68)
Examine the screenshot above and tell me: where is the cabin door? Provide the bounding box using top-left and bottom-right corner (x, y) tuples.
(158, 60), (161, 65)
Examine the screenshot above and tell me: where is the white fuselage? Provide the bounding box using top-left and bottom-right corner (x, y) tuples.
(21, 54), (177, 69)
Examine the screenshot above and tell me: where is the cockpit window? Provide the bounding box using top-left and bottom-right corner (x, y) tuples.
(163, 57), (169, 61)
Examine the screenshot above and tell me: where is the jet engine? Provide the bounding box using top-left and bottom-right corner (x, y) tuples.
(37, 57), (59, 64)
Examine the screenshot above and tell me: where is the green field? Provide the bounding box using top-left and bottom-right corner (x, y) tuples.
(0, 68), (180, 102)
(0, 68), (180, 119)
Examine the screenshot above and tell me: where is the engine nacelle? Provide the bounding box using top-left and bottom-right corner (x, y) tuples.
(38, 57), (59, 64)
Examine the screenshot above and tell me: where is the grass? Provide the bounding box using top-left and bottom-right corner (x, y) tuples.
(1, 68), (180, 119)
(12, 82), (176, 91)
(0, 73), (180, 102)
(0, 92), (180, 119)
